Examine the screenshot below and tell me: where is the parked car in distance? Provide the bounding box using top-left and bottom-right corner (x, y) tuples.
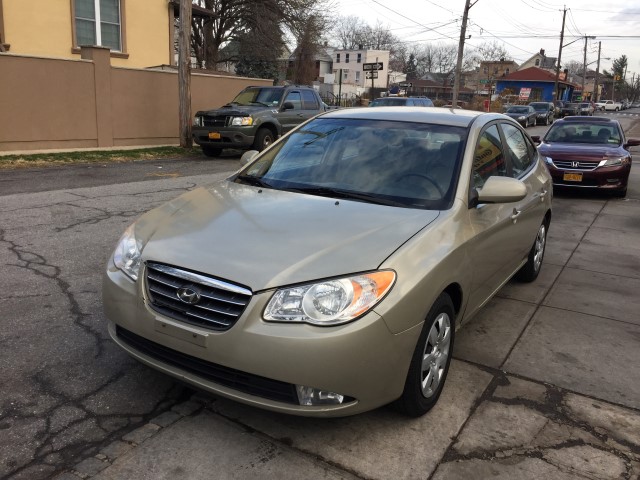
(504, 105), (538, 127)
(370, 97), (434, 107)
(594, 100), (621, 111)
(528, 102), (555, 125)
(559, 102), (580, 118)
(192, 85), (326, 157)
(578, 102), (594, 116)
(104, 107), (552, 418)
(534, 116), (640, 197)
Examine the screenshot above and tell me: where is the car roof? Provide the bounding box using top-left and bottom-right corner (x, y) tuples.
(559, 116), (617, 124)
(319, 106), (495, 128)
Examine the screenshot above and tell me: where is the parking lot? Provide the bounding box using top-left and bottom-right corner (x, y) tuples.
(1, 113), (640, 480)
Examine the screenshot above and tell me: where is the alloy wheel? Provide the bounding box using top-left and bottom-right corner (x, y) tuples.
(533, 223), (546, 273)
(420, 312), (451, 398)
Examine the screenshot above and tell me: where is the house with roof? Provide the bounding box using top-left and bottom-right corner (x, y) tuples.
(475, 59), (519, 95)
(495, 66), (576, 102)
(411, 72), (474, 102)
(519, 49), (557, 72)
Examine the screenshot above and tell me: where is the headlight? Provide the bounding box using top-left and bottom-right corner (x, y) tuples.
(194, 115), (203, 127)
(113, 224), (142, 281)
(599, 156), (629, 167)
(230, 116), (253, 126)
(264, 271), (395, 326)
(518, 116), (525, 120)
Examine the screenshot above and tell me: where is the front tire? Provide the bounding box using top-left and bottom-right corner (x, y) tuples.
(253, 128), (275, 151)
(516, 220), (548, 282)
(394, 293), (455, 417)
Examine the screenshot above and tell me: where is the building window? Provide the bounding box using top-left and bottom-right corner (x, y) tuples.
(336, 53), (340, 63)
(75, 0), (122, 51)
(505, 68), (510, 75)
(535, 58), (540, 66)
(483, 67), (488, 74)
(357, 53), (361, 63)
(345, 53), (350, 63)
(355, 71), (360, 82)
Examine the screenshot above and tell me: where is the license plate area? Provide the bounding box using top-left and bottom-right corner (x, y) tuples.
(208, 132), (221, 140)
(563, 172), (583, 182)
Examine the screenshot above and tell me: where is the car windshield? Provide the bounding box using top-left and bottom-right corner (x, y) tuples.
(544, 123), (622, 145)
(530, 104), (548, 111)
(234, 118), (467, 210)
(231, 88), (284, 106)
(370, 98), (408, 106)
(564, 103), (578, 108)
(580, 103), (590, 108)
(508, 107), (529, 113)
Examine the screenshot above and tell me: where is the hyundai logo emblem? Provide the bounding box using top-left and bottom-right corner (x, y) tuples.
(571, 161), (580, 168)
(176, 287), (201, 305)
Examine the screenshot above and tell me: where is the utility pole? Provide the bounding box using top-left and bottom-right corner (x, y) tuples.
(553, 6), (567, 101)
(452, 0), (477, 107)
(581, 36), (588, 101)
(178, 0), (192, 148)
(593, 41), (601, 103)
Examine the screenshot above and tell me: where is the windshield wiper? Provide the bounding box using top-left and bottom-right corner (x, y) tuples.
(283, 186), (409, 207)
(250, 101), (270, 107)
(235, 175), (272, 188)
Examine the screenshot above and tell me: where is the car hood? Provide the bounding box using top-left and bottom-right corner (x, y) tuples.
(505, 112), (528, 118)
(140, 181), (439, 291)
(197, 105), (274, 117)
(538, 142), (623, 160)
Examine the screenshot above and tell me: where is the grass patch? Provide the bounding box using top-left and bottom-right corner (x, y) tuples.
(0, 146), (203, 169)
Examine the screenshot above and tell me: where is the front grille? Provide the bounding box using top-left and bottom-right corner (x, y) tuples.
(203, 116), (228, 127)
(552, 160), (598, 171)
(145, 262), (252, 331)
(116, 326), (299, 404)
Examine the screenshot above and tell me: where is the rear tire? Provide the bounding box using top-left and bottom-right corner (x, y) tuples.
(202, 146), (222, 157)
(516, 219), (548, 282)
(394, 293), (455, 417)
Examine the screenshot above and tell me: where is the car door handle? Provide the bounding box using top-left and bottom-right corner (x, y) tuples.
(538, 188), (548, 202)
(511, 208), (521, 223)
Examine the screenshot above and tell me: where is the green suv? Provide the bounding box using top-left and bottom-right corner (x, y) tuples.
(193, 85), (326, 157)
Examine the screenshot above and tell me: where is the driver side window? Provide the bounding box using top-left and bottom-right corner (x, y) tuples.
(472, 125), (507, 189)
(284, 92), (302, 110)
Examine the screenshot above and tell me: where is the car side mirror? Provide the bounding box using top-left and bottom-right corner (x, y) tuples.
(530, 135), (541, 144)
(623, 138), (640, 148)
(281, 102), (295, 111)
(240, 150), (259, 166)
(476, 176), (527, 204)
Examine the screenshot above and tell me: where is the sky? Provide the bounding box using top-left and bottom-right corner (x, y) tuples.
(333, 0), (640, 80)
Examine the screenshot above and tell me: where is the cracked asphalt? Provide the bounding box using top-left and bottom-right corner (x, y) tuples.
(1, 115), (640, 480)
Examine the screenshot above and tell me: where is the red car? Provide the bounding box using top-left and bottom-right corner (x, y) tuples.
(534, 117), (640, 197)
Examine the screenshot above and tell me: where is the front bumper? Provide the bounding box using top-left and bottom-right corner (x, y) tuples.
(103, 263), (421, 417)
(546, 163), (630, 190)
(192, 126), (255, 150)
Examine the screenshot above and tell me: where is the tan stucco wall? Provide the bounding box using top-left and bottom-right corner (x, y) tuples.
(0, 54), (98, 151)
(0, 51), (273, 152)
(2, 0), (170, 68)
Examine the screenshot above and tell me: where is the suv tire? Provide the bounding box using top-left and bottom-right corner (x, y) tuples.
(253, 128), (275, 151)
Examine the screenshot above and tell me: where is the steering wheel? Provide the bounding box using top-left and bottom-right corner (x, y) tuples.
(394, 173), (444, 197)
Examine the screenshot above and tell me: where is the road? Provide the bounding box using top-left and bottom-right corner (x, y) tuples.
(1, 111), (639, 479)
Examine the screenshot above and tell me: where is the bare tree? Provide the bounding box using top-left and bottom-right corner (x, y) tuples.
(189, 0), (328, 70)
(289, 13), (328, 84)
(473, 40), (511, 63)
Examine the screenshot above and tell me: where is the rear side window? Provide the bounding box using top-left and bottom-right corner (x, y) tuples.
(301, 90), (319, 110)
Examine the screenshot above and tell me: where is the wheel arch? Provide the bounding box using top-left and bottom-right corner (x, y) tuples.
(442, 282), (463, 317)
